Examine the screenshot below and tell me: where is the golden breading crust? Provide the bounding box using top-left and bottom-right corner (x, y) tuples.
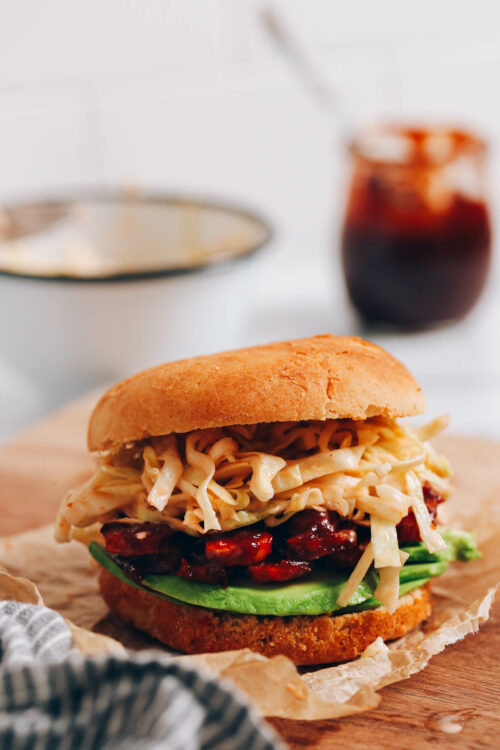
(88, 335), (425, 450)
(98, 569), (431, 665)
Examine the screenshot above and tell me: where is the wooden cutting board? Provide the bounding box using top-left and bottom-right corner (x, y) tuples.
(1, 395), (499, 748)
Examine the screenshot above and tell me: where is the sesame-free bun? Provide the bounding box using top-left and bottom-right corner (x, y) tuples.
(98, 568), (431, 665)
(88, 335), (425, 451)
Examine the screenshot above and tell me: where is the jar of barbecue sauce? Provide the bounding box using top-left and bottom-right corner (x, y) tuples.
(341, 126), (491, 328)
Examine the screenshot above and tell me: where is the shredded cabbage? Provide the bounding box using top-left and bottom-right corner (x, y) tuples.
(147, 436), (183, 511)
(272, 446), (364, 493)
(336, 542), (374, 607)
(249, 454), (286, 501)
(407, 471), (446, 553)
(371, 515), (401, 568)
(415, 414), (450, 442)
(373, 550), (409, 613)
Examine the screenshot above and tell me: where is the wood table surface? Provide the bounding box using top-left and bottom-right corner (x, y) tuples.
(0, 394), (499, 749)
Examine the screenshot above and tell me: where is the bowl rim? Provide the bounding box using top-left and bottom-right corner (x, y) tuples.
(0, 190), (273, 284)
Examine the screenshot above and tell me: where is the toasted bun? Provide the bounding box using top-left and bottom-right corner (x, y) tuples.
(98, 569), (431, 665)
(88, 335), (424, 451)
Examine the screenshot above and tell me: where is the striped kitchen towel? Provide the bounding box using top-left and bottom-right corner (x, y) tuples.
(0, 601), (284, 750)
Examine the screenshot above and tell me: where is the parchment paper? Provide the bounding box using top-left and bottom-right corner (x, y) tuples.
(1, 495), (498, 721)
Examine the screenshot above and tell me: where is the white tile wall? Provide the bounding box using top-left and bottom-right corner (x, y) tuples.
(0, 1), (499, 196)
(1, 1), (500, 439)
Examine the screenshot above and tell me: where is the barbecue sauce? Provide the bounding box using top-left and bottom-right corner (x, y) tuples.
(341, 127), (491, 328)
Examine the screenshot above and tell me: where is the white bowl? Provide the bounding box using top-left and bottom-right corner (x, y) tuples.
(0, 194), (271, 400)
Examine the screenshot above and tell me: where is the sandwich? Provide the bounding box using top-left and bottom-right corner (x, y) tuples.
(55, 335), (480, 665)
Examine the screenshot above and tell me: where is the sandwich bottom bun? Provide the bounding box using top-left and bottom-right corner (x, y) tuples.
(98, 569), (431, 665)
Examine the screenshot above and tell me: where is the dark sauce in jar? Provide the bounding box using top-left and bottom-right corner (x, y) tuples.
(341, 127), (491, 328)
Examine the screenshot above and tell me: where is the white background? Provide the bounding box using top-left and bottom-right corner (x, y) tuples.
(0, 1), (499, 439)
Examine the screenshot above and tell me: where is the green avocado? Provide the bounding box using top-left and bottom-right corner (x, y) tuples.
(89, 540), (429, 616)
(402, 527), (481, 564)
(333, 578), (431, 615)
(89, 527), (479, 616)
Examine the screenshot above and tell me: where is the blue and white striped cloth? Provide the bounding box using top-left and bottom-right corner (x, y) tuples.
(0, 601), (283, 750)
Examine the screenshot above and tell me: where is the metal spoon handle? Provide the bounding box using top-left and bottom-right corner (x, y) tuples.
(261, 6), (352, 144)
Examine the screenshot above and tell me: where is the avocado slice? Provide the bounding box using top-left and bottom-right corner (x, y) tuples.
(402, 527), (481, 564)
(89, 526), (479, 617)
(142, 567), (379, 616)
(89, 544), (441, 616)
(90, 541), (378, 615)
(333, 578), (431, 615)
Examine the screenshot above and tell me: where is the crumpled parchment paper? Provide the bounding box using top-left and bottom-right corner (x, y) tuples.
(1, 505), (497, 720)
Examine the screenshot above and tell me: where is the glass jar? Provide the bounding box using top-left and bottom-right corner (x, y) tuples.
(341, 126), (492, 328)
